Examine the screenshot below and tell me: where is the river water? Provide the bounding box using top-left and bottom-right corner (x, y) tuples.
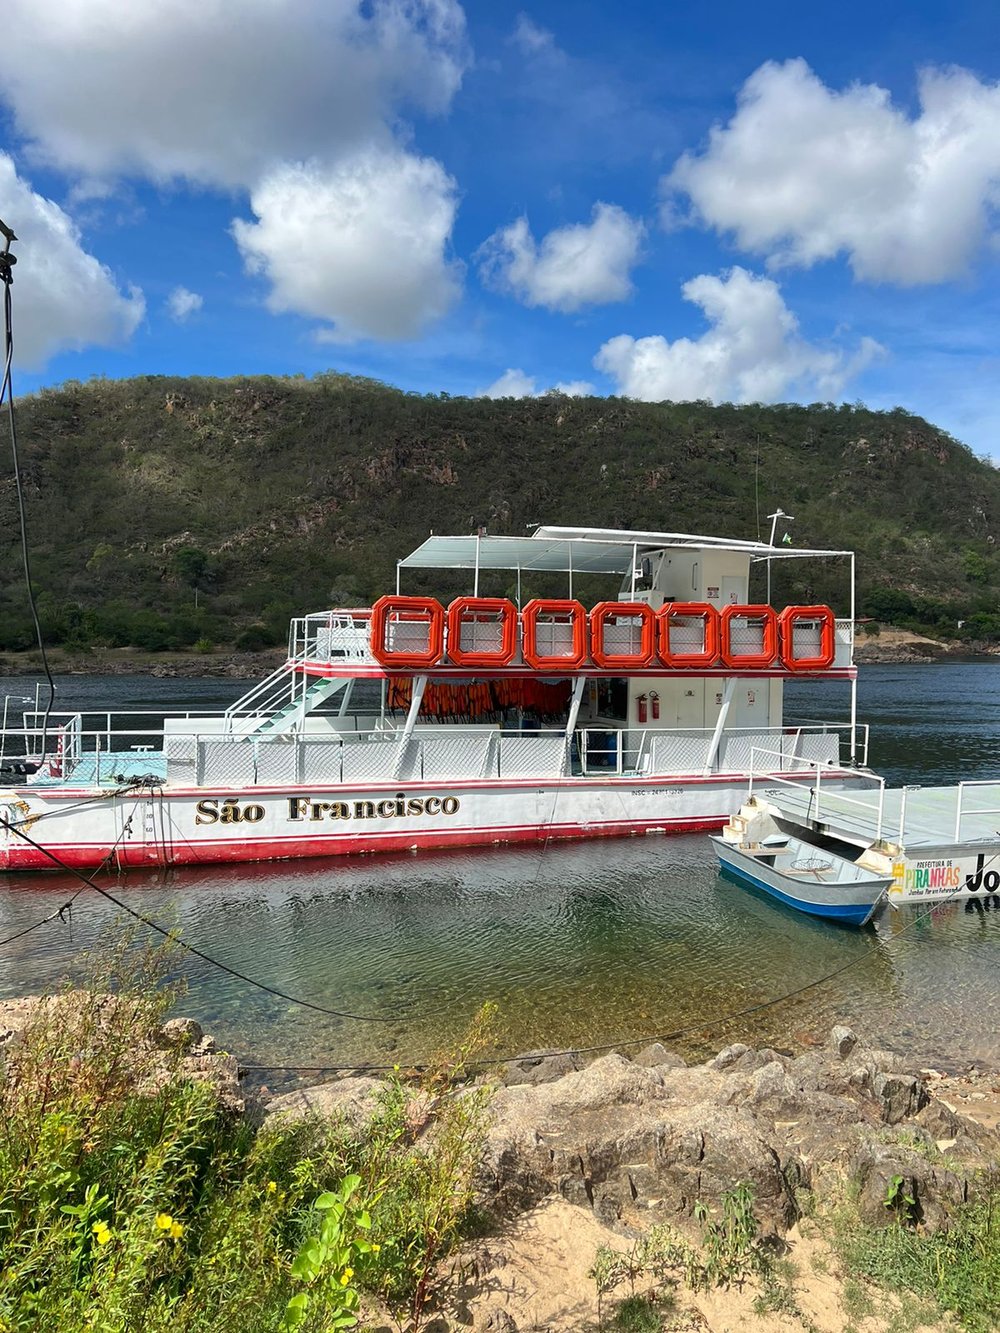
(0, 663), (998, 1084)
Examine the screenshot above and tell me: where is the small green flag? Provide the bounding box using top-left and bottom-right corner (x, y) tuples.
(781, 532), (793, 545)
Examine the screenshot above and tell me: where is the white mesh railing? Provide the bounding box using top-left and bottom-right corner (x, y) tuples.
(598, 619), (647, 656)
(420, 734), (495, 780)
(649, 732), (710, 775)
(727, 615), (770, 655)
(11, 716), (864, 789)
(834, 619), (854, 666)
(666, 616), (711, 654)
(286, 606), (856, 669)
(498, 735), (568, 777)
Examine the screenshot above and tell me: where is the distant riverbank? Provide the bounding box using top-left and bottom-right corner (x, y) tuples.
(853, 626), (1000, 664)
(0, 647), (287, 679)
(0, 627), (995, 677)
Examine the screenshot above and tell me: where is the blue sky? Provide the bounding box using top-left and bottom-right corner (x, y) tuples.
(3, 1), (1000, 455)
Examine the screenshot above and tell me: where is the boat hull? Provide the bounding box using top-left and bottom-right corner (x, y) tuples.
(710, 836), (889, 925)
(0, 771), (876, 873)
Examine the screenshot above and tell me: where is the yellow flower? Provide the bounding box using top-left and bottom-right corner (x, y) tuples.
(95, 1227), (112, 1246)
(170, 1221), (184, 1240)
(371, 1243), (381, 1253)
(339, 1267), (355, 1286)
(266, 1180), (277, 1193)
(155, 1213), (174, 1232)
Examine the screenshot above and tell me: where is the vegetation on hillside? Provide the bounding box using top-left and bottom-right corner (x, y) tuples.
(2, 373), (999, 650)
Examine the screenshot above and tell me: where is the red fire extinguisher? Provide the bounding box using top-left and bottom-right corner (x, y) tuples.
(649, 690), (660, 721)
(637, 693), (648, 724)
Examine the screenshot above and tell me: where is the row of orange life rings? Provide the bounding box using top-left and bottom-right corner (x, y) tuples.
(368, 595), (837, 673)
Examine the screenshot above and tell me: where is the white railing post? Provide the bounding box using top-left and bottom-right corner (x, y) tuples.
(898, 785), (908, 844)
(875, 783), (884, 842)
(954, 784), (965, 842)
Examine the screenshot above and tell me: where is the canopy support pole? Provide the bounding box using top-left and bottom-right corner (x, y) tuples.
(704, 678), (737, 775)
(394, 675), (427, 778)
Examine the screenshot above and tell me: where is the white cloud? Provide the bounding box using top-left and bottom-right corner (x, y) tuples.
(0, 154), (143, 369)
(0, 2), (469, 341)
(480, 368), (538, 398)
(478, 203), (644, 312)
(594, 267), (883, 404)
(232, 148), (462, 341)
(511, 14), (557, 56)
(166, 287), (203, 323)
(0, 0), (468, 190)
(478, 368), (594, 398)
(665, 59), (1000, 285)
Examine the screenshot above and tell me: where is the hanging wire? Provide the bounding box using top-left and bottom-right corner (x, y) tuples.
(0, 219), (56, 767)
(3, 818), (404, 1023)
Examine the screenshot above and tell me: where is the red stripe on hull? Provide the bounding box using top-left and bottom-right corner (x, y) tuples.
(1, 815), (726, 872)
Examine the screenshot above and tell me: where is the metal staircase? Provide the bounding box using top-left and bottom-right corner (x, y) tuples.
(223, 662), (347, 736)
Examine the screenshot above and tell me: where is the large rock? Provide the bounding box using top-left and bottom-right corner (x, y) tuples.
(475, 1029), (998, 1239)
(852, 1139), (972, 1233)
(480, 1053), (798, 1232)
(265, 1075), (383, 1129)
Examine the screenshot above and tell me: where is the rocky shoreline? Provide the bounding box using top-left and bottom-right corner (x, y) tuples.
(268, 1030), (1000, 1331)
(0, 648), (287, 679)
(3, 994), (997, 1330)
(0, 629), (997, 680)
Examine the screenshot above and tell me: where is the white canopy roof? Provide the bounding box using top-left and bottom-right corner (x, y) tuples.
(398, 525), (852, 573)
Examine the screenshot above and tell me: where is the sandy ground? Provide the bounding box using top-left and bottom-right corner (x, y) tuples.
(429, 1196), (949, 1332)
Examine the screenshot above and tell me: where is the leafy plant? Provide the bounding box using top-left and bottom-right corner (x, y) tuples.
(283, 1174), (377, 1330)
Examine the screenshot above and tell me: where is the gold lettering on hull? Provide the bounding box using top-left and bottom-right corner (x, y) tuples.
(195, 794), (461, 825)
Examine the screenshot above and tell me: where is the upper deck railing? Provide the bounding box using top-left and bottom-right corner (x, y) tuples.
(288, 607), (855, 675)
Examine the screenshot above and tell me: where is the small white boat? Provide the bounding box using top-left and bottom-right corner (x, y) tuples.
(711, 823), (891, 926)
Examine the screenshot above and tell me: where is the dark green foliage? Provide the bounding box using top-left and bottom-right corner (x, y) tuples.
(836, 1184), (1000, 1332)
(3, 374), (1000, 647)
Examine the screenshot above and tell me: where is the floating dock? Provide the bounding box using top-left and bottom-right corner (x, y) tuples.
(741, 769), (1000, 905)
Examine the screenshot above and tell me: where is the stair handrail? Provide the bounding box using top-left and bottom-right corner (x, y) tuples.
(223, 657), (304, 729)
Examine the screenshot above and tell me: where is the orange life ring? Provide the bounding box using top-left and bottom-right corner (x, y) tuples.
(446, 596), (519, 668)
(720, 604), (779, 669)
(779, 604), (836, 671)
(521, 598), (588, 670)
(588, 601), (656, 669)
(657, 602), (721, 669)
(369, 595), (445, 670)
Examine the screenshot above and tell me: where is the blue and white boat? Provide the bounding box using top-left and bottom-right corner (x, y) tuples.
(711, 819), (891, 926)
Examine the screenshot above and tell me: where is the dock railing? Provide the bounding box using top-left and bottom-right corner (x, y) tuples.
(749, 744), (886, 841)
(952, 780), (1000, 842)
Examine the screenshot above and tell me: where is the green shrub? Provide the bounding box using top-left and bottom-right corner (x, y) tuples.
(0, 933), (496, 1333)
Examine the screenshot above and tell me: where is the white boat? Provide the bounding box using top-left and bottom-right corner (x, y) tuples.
(0, 525), (878, 873)
(710, 826), (891, 926)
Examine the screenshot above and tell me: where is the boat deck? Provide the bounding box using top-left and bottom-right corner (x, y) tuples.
(764, 781), (1000, 853)
(25, 752), (168, 789)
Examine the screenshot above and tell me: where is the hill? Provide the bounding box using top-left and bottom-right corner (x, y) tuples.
(1, 372), (998, 651)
